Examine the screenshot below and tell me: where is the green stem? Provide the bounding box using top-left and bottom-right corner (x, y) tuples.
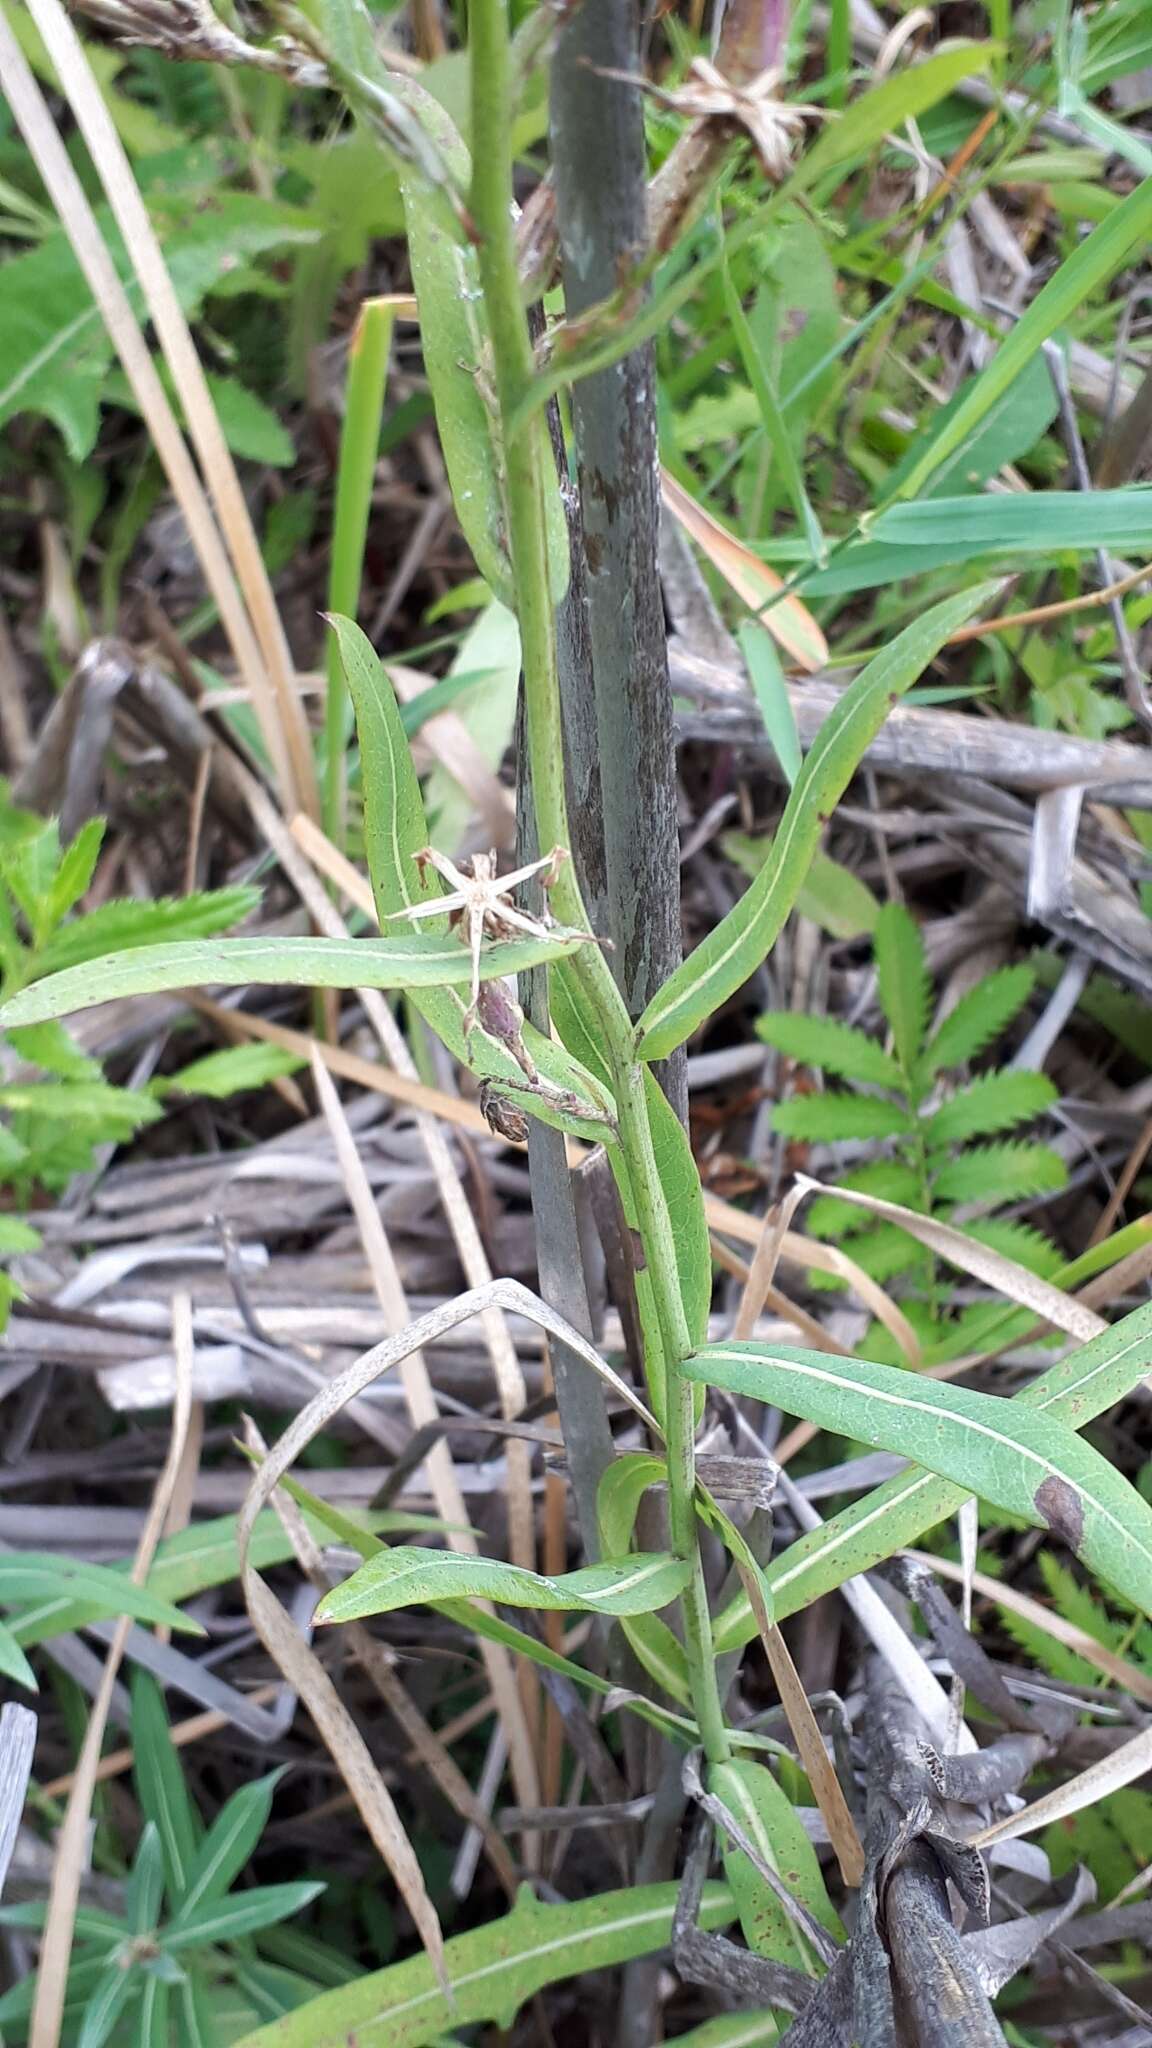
(468, 0), (729, 1765)
(324, 297), (395, 852)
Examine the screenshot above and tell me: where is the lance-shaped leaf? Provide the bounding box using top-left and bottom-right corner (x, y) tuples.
(636, 584), (997, 1059)
(315, 1547), (690, 1625)
(687, 1339), (1152, 1619)
(231, 1879), (737, 2048)
(0, 932), (591, 1030)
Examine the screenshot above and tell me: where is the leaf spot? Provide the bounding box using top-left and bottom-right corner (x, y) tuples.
(1034, 1473), (1084, 1552)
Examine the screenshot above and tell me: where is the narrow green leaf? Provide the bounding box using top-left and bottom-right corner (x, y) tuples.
(177, 1771), (287, 1919)
(0, 932), (591, 1030)
(875, 902), (929, 1072)
(709, 1757), (841, 1970)
(132, 1672), (201, 1903)
(0, 1618), (36, 1691)
(795, 42), (997, 186)
(231, 1882), (736, 2048)
(165, 1882), (324, 1952)
(873, 489), (1152, 554)
(315, 1547), (690, 1625)
(895, 177), (1152, 501)
(757, 1012), (900, 1087)
(722, 256), (824, 564)
(925, 1069), (1057, 1147)
(738, 623), (803, 784)
(772, 1094), (914, 1141)
(636, 584), (996, 1059)
(690, 1338), (1152, 1620)
(0, 1555), (199, 1636)
(924, 964), (1035, 1073)
(76, 1961), (137, 2048)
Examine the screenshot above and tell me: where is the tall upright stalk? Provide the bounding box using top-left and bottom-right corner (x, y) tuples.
(468, 0), (729, 1768)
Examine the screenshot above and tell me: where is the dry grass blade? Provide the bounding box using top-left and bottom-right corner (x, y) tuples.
(908, 1551), (1152, 1708)
(0, 11), (301, 813)
(246, 1419), (519, 1901)
(660, 469), (828, 672)
(0, 1704), (36, 1904)
(29, 1293), (194, 2048)
(732, 1185), (808, 1340)
(791, 1173), (1106, 1343)
(236, 1418), (448, 1991)
(25, 0), (318, 819)
(970, 1723), (1152, 1849)
(733, 1559), (865, 1887)
(705, 1188), (923, 1364)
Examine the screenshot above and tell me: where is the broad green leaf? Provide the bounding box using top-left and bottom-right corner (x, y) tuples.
(34, 886), (260, 979)
(231, 1882), (737, 2048)
(772, 1094), (914, 1141)
(885, 356), (1058, 503)
(0, 932), (592, 1030)
(925, 1069), (1057, 1147)
(596, 1455), (691, 1705)
(795, 42), (996, 187)
(0, 1215), (42, 1254)
(933, 1142), (1067, 1205)
(709, 1757), (841, 1970)
(132, 1672), (201, 1902)
(315, 1547), (690, 1625)
(757, 1012), (900, 1087)
(635, 585), (996, 1059)
(691, 1333), (1152, 1622)
(874, 902), (929, 1073)
(924, 964), (1035, 1073)
(165, 1882), (324, 1952)
(156, 1045), (305, 1100)
(895, 177), (1152, 501)
(0, 1554), (199, 1636)
(336, 616), (609, 1142)
(178, 1772), (287, 1919)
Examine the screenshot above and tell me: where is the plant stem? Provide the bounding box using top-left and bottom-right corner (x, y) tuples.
(468, 0), (729, 1766)
(324, 297), (394, 850)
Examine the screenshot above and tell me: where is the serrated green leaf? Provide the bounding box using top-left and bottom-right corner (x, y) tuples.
(926, 1069), (1057, 1147)
(231, 1881), (736, 2048)
(0, 1215), (42, 1254)
(5, 1020), (100, 1081)
(157, 1045), (305, 1100)
(315, 1547), (690, 1625)
(709, 1757), (841, 1971)
(933, 1142), (1066, 1205)
(34, 886), (260, 978)
(0, 1081), (161, 1129)
(962, 1215), (1062, 1277)
(875, 902), (929, 1072)
(636, 585), (996, 1060)
(757, 1012), (900, 1087)
(923, 965), (1035, 1073)
(772, 1093), (914, 1141)
(687, 1339), (1152, 1619)
(0, 932), (592, 1031)
(46, 818), (105, 928)
(805, 1162), (922, 1239)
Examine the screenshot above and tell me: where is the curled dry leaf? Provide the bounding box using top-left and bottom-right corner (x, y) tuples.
(660, 469), (828, 673)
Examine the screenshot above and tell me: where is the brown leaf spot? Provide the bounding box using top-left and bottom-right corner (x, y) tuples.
(1034, 1473), (1084, 1552)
